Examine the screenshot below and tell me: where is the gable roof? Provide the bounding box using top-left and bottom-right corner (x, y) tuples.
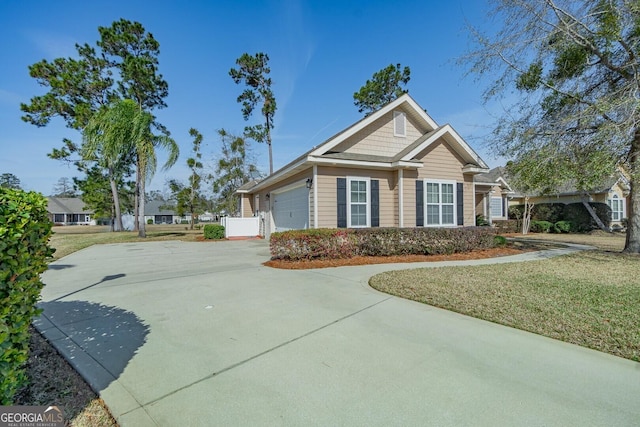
(245, 94), (489, 193)
(505, 165), (629, 198)
(46, 197), (93, 214)
(475, 166), (514, 192)
(145, 200), (176, 216)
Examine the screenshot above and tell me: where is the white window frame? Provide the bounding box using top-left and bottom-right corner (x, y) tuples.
(424, 180), (457, 227)
(609, 194), (625, 221)
(347, 176), (370, 228)
(393, 111), (406, 137)
(490, 196), (504, 218)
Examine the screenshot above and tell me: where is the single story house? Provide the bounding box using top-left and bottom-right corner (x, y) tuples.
(144, 200), (176, 224)
(508, 170), (630, 227)
(47, 197), (95, 225)
(237, 94), (495, 238)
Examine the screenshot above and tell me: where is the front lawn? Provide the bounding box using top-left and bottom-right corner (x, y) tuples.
(370, 250), (640, 362)
(49, 224), (204, 260)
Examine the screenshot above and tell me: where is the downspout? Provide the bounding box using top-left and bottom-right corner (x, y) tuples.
(313, 165), (318, 228)
(398, 169), (404, 227)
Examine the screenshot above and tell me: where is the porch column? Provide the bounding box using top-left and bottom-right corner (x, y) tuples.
(398, 169), (404, 228)
(487, 190), (494, 225)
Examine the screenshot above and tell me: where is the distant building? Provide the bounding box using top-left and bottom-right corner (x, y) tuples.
(47, 197), (95, 225)
(144, 200), (177, 224)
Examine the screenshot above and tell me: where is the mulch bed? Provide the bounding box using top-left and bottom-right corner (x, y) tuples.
(264, 246), (530, 269)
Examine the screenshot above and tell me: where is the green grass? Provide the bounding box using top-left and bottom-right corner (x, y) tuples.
(370, 250), (640, 362)
(49, 224), (204, 260)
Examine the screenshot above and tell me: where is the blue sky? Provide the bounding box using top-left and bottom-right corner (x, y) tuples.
(0, 0), (505, 195)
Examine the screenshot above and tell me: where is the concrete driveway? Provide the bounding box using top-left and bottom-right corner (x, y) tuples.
(38, 240), (640, 426)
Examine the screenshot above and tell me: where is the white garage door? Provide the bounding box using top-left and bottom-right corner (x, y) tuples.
(273, 185), (309, 232)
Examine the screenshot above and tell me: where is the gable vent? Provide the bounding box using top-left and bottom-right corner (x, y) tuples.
(394, 111), (406, 137)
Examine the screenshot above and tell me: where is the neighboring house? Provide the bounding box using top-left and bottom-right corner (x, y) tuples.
(237, 94), (493, 238)
(144, 201), (176, 224)
(474, 166), (514, 223)
(47, 197), (95, 225)
(508, 169), (630, 227)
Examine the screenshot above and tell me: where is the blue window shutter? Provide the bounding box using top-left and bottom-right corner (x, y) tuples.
(371, 179), (379, 227)
(337, 178), (347, 228)
(416, 180), (423, 227)
(457, 182), (464, 226)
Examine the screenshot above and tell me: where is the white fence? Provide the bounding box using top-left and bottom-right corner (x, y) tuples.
(220, 217), (260, 238)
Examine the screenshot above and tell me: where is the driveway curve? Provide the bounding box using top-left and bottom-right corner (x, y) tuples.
(38, 240), (640, 426)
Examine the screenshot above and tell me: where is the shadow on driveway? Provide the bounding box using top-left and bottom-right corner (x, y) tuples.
(35, 300), (150, 392)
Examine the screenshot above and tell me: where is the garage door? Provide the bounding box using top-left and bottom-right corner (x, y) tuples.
(273, 185), (309, 232)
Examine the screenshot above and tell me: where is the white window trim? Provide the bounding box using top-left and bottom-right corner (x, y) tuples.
(347, 176), (371, 228)
(393, 111), (406, 137)
(609, 194), (625, 221)
(424, 179), (457, 227)
(490, 196), (504, 218)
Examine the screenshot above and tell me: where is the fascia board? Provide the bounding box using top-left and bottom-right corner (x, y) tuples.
(310, 94), (438, 157)
(248, 156), (310, 192)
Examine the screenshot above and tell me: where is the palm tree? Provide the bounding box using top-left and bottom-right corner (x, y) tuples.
(83, 99), (179, 237)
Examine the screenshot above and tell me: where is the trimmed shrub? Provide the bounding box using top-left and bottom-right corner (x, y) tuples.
(270, 229), (356, 260)
(532, 203), (565, 223)
(530, 220), (553, 233)
(494, 235), (507, 246)
(203, 224), (225, 239)
(563, 202), (611, 232)
(476, 215), (489, 226)
(147, 218), (153, 225)
(0, 189), (54, 404)
(511, 203), (565, 223)
(270, 227), (497, 260)
(553, 220), (572, 233)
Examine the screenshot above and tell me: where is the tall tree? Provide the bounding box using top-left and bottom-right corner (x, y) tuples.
(353, 63), (411, 116)
(97, 19), (171, 233)
(229, 52), (276, 174)
(166, 128), (207, 230)
(51, 177), (76, 197)
(21, 19), (170, 234)
(83, 99), (178, 237)
(0, 173), (21, 190)
(212, 129), (260, 215)
(465, 0), (640, 253)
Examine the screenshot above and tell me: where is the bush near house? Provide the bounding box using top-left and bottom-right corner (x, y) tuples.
(0, 189), (54, 404)
(510, 202), (611, 233)
(203, 224), (225, 240)
(270, 227), (497, 260)
(563, 202), (611, 232)
(530, 220), (554, 233)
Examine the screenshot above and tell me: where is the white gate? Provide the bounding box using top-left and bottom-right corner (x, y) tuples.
(220, 217), (260, 238)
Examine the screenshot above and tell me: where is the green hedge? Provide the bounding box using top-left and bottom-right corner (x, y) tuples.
(0, 189), (54, 404)
(530, 220), (554, 233)
(203, 224), (225, 239)
(510, 202), (611, 232)
(270, 227), (497, 260)
(563, 202), (611, 232)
